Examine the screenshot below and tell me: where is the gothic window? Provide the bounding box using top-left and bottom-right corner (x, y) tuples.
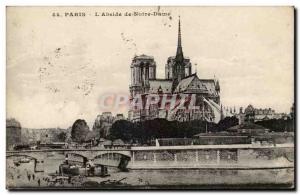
(133, 72), (135, 83)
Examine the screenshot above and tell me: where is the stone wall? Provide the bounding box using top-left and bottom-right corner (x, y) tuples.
(130, 146), (293, 169)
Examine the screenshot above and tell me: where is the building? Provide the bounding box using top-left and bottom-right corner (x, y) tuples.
(6, 118), (22, 150)
(116, 114), (125, 121)
(93, 112), (126, 138)
(128, 18), (221, 123)
(236, 104), (288, 124)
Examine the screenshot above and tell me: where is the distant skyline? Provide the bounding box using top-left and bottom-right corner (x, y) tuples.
(7, 6), (294, 128)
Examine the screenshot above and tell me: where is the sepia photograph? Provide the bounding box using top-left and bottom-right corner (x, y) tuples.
(5, 6), (295, 190)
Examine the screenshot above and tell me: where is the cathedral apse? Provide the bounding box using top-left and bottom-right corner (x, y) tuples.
(128, 18), (221, 123)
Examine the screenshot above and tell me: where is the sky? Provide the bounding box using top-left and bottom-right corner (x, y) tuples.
(6, 6), (294, 129)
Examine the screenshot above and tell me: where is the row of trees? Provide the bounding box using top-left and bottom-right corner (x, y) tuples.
(69, 117), (239, 144)
(108, 117), (239, 144)
(255, 118), (294, 132)
(69, 116), (294, 144)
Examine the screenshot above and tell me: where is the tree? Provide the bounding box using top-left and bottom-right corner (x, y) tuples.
(109, 120), (135, 142)
(57, 132), (67, 142)
(217, 116), (239, 131)
(255, 118), (294, 132)
(108, 118), (219, 144)
(71, 119), (90, 143)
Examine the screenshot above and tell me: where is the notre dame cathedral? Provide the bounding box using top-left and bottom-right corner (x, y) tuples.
(128, 18), (222, 123)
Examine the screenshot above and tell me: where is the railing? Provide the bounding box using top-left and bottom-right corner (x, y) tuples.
(150, 137), (252, 146)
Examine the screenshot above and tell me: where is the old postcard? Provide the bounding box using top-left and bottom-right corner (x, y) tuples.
(6, 6), (295, 190)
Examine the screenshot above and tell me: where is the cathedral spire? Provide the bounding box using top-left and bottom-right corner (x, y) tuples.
(175, 16), (184, 62)
(178, 16), (182, 48)
(172, 16), (186, 92)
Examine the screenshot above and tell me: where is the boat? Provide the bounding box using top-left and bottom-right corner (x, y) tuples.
(59, 164), (81, 176)
(59, 162), (112, 177)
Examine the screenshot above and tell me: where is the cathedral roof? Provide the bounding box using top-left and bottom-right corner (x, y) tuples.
(174, 74), (196, 93)
(171, 74), (220, 94)
(149, 79), (173, 93)
(200, 79), (217, 94)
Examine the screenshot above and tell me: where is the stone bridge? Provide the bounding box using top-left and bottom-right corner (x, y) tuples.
(6, 144), (294, 171)
(63, 149), (131, 160)
(6, 149), (132, 170)
(7, 149), (131, 159)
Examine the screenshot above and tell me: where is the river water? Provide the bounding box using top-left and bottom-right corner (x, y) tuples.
(6, 155), (294, 189)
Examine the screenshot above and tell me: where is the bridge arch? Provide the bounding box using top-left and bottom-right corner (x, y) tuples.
(93, 152), (130, 163)
(93, 152), (131, 170)
(64, 152), (90, 166)
(65, 152), (88, 159)
(7, 154), (38, 161)
(92, 150), (131, 159)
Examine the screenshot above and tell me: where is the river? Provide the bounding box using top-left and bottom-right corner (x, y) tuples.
(6, 154), (294, 189)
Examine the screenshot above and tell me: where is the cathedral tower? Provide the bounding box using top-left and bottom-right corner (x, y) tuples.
(129, 55), (156, 97)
